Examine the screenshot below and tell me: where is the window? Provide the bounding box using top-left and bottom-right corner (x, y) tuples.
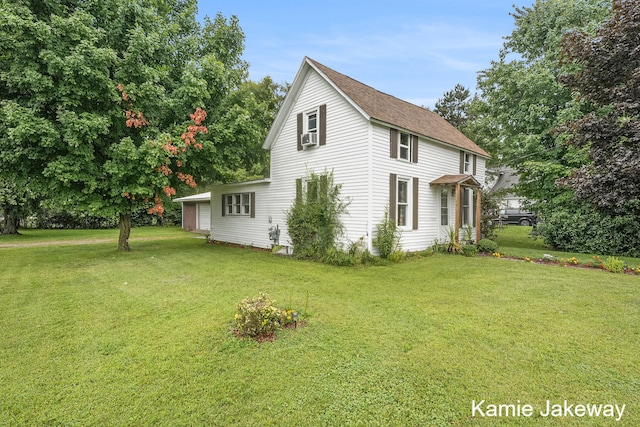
(464, 153), (472, 173)
(440, 189), (448, 226)
(399, 132), (411, 160)
(296, 174), (329, 203)
(397, 178), (409, 227)
(390, 129), (418, 162)
(223, 192), (252, 216)
(461, 188), (471, 226)
(390, 174), (418, 230)
(306, 110), (317, 134)
(297, 105), (326, 150)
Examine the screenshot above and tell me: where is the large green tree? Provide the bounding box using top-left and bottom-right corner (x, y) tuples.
(470, 0), (640, 256)
(469, 0), (611, 202)
(434, 84), (473, 132)
(0, 0), (251, 250)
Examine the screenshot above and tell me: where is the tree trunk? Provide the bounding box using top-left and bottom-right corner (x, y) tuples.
(1, 207), (20, 235)
(118, 213), (132, 251)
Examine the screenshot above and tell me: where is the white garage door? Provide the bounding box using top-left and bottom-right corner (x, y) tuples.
(197, 203), (211, 231)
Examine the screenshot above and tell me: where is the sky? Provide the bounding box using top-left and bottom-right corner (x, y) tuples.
(198, 1), (527, 109)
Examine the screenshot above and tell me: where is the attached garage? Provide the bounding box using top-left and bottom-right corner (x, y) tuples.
(172, 192), (211, 232)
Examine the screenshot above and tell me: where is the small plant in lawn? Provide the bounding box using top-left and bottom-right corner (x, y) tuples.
(586, 255), (605, 269)
(463, 225), (474, 245)
(431, 238), (446, 253)
(446, 227), (462, 254)
(602, 256), (625, 274)
(477, 238), (498, 254)
(560, 257), (580, 266)
(322, 247), (355, 266)
(374, 207), (402, 259)
(462, 245), (478, 257)
(388, 249), (407, 263)
(234, 293), (307, 340)
(280, 309), (298, 327)
(234, 293), (283, 339)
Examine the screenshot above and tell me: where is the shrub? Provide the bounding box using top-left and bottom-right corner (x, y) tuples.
(388, 249), (407, 263)
(481, 188), (501, 240)
(477, 238), (498, 253)
(445, 227), (462, 254)
(322, 247), (355, 266)
(535, 199), (640, 257)
(234, 293), (282, 339)
(462, 245), (478, 257)
(374, 207), (402, 259)
(286, 170), (349, 261)
(602, 256), (624, 274)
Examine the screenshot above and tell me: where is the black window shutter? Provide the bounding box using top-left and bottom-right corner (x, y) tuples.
(412, 177), (419, 230)
(319, 104), (327, 146)
(250, 192), (256, 218)
(221, 194), (226, 217)
(390, 129), (398, 159)
(459, 151), (465, 174)
(389, 173), (397, 222)
(411, 135), (419, 163)
(297, 113), (303, 151)
(473, 155), (477, 175)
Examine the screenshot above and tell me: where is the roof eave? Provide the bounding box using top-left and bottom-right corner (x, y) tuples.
(369, 118), (491, 159)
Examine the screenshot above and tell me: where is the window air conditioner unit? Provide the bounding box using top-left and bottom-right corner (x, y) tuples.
(301, 132), (318, 147)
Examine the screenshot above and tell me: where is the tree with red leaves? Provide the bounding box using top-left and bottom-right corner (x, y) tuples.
(112, 84), (209, 250)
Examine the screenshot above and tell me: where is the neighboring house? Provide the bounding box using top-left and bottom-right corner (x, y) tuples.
(210, 57), (490, 253)
(487, 167), (526, 210)
(172, 192), (211, 232)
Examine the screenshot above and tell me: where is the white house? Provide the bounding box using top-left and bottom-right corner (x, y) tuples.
(172, 192), (211, 232)
(210, 57), (490, 252)
(487, 167), (526, 210)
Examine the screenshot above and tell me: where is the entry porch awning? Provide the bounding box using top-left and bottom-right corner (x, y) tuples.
(429, 174), (482, 188)
(430, 174), (482, 243)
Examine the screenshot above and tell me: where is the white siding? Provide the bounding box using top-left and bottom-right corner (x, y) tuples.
(369, 123), (487, 252)
(210, 182), (272, 248)
(265, 71), (371, 250)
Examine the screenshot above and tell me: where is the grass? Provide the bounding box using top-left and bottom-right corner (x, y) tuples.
(0, 226), (188, 244)
(1, 227), (639, 425)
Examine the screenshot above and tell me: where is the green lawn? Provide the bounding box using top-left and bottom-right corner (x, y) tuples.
(495, 225), (640, 268)
(1, 228), (638, 425)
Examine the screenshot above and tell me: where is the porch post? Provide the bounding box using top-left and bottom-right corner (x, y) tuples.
(476, 189), (482, 243)
(455, 183), (461, 243)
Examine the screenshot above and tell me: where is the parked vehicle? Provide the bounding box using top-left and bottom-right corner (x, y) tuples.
(495, 209), (536, 226)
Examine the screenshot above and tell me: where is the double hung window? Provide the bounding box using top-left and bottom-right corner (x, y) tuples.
(399, 132), (411, 161)
(397, 178), (409, 227)
(440, 189), (449, 226)
(224, 193), (251, 216)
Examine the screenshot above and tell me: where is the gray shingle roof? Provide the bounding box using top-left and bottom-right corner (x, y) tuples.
(308, 57), (490, 158)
